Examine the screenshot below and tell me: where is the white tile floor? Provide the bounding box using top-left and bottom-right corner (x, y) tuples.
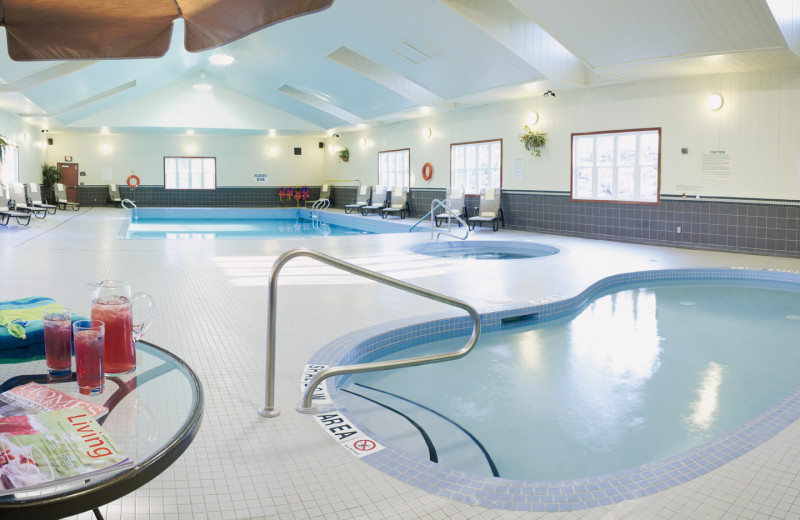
(3, 207), (800, 520)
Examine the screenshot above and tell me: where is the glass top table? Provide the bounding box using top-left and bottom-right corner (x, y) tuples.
(0, 340), (204, 519)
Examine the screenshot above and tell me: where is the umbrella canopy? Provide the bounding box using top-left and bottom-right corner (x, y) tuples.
(0, 0), (334, 61)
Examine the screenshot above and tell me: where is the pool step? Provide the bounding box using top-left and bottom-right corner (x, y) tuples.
(338, 383), (498, 476)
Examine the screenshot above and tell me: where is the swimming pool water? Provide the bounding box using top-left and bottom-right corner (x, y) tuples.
(127, 217), (374, 239)
(121, 208), (412, 239)
(411, 240), (559, 260)
(339, 282), (800, 481)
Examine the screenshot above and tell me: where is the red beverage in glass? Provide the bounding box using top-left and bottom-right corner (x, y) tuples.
(91, 296), (135, 375)
(43, 311), (72, 376)
(74, 322), (104, 395)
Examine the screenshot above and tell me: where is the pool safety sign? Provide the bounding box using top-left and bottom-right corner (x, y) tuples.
(301, 365), (331, 404)
(314, 411), (385, 458)
(253, 172), (268, 183)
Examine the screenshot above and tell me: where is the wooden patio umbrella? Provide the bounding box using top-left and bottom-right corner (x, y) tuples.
(0, 0), (334, 60)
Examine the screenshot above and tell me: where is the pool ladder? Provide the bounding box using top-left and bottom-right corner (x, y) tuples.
(409, 199), (469, 241)
(311, 198), (330, 218)
(121, 199), (137, 220)
(258, 248), (481, 418)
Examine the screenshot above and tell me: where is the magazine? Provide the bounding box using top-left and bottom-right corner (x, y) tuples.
(0, 382), (108, 419)
(0, 408), (131, 495)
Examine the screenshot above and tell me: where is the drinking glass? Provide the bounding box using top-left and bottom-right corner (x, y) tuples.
(42, 307), (72, 377)
(73, 320), (105, 395)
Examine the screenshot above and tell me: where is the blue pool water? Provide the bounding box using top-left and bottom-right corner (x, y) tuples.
(122, 208), (411, 239)
(338, 278), (800, 482)
(411, 240), (559, 260)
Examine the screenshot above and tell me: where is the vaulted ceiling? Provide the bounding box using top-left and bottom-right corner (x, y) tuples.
(1, 0), (798, 137)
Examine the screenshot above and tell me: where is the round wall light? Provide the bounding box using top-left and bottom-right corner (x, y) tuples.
(423, 127), (432, 138)
(360, 137), (367, 148)
(707, 94), (723, 111)
(527, 112), (539, 125)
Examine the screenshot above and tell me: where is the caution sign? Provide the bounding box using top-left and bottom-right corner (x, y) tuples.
(314, 411), (384, 458)
(300, 364), (331, 403)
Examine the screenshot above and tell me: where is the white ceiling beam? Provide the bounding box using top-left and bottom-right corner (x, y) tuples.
(277, 84), (366, 125)
(327, 46), (457, 109)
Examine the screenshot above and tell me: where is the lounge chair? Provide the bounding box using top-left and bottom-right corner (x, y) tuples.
(468, 187), (505, 231)
(434, 187), (467, 227)
(8, 182), (47, 219)
(54, 183), (80, 211)
(26, 183), (57, 214)
(306, 184), (332, 208)
(360, 186), (388, 216)
(107, 183), (123, 206)
(344, 185), (371, 214)
(380, 186), (409, 219)
(0, 185), (31, 226)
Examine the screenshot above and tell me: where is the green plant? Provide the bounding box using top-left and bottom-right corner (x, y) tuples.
(338, 147), (350, 162)
(0, 135), (8, 162)
(41, 163), (61, 194)
(519, 125), (547, 157)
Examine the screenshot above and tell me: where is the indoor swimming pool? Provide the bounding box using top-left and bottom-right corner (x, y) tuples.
(121, 208), (413, 239)
(310, 269), (800, 509)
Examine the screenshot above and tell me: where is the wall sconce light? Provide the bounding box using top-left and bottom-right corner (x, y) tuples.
(329, 144), (334, 152)
(360, 137), (367, 148)
(187, 144), (195, 152)
(268, 146), (277, 154)
(23, 132), (29, 143)
(101, 143), (109, 151)
(707, 94), (723, 111)
(527, 112), (539, 126)
(423, 127), (432, 138)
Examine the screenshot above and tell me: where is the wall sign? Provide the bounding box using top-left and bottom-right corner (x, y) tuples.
(702, 150), (732, 180)
(253, 173), (268, 183)
(64, 156), (73, 162)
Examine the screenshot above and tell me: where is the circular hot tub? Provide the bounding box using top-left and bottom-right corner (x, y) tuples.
(411, 240), (559, 260)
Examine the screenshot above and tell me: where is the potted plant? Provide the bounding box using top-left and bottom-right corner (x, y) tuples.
(338, 147), (350, 162)
(41, 163), (61, 203)
(519, 125), (547, 157)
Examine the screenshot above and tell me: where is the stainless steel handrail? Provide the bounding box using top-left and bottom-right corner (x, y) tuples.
(311, 198), (330, 218)
(257, 248), (481, 418)
(409, 199), (468, 240)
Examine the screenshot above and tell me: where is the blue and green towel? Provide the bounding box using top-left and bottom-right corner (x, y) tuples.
(0, 297), (84, 350)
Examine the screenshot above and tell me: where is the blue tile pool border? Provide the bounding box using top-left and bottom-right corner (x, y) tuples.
(307, 267), (800, 511)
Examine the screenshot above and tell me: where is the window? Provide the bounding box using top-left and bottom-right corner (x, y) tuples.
(164, 156), (216, 190)
(378, 149), (409, 187)
(571, 128), (660, 204)
(0, 144), (19, 185)
(451, 139), (502, 195)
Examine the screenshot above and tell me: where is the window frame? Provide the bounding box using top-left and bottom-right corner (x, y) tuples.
(163, 156), (217, 190)
(450, 139), (503, 196)
(377, 148), (410, 188)
(0, 144), (20, 186)
(570, 128), (661, 205)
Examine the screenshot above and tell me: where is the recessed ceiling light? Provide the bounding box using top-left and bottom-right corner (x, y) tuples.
(209, 53), (234, 66)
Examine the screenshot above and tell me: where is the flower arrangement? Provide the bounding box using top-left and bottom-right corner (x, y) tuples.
(519, 125), (547, 157)
(338, 147), (349, 162)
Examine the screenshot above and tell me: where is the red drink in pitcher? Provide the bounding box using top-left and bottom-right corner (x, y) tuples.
(91, 296), (135, 375)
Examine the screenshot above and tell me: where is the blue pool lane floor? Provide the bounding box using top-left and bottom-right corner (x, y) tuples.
(4, 206), (800, 519)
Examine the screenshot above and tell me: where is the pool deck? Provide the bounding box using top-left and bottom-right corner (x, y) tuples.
(3, 206), (800, 519)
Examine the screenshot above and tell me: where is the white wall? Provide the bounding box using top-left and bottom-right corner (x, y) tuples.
(336, 70), (800, 200)
(41, 133), (335, 188)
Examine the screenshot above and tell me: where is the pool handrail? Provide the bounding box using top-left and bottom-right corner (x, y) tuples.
(257, 248), (481, 418)
(409, 199), (468, 241)
(311, 198), (330, 218)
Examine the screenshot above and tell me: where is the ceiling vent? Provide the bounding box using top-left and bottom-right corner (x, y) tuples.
(390, 37), (442, 64)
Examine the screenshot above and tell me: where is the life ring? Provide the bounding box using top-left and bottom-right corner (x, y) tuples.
(422, 162), (433, 181)
(127, 175), (140, 190)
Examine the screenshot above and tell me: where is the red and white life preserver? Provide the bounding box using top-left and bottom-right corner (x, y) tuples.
(421, 162), (433, 181)
(127, 175), (140, 189)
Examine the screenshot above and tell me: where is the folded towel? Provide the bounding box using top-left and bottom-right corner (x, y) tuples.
(0, 297), (83, 350)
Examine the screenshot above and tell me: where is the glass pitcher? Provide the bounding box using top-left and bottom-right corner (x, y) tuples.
(88, 280), (155, 375)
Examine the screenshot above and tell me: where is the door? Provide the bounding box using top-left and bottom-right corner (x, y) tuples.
(58, 163), (79, 203)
